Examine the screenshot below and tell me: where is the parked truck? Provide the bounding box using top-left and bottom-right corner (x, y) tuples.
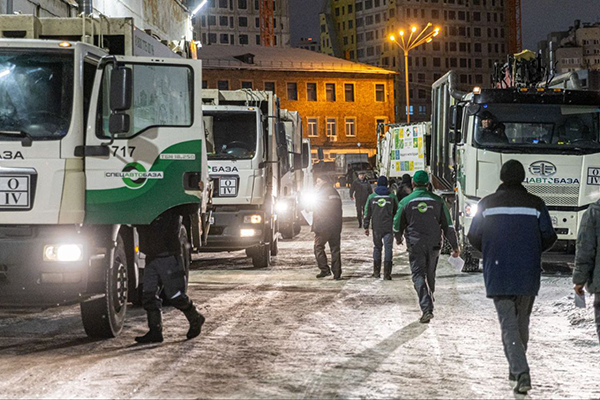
(431, 62), (600, 271)
(0, 15), (211, 338)
(201, 90), (306, 267)
(335, 153), (372, 186)
(377, 122), (429, 183)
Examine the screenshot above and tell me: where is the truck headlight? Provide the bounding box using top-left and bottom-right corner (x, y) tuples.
(465, 202), (478, 218)
(275, 201), (289, 214)
(240, 229), (257, 237)
(43, 244), (84, 262)
(301, 191), (318, 208)
(243, 214), (262, 224)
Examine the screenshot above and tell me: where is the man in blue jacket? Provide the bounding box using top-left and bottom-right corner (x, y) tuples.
(468, 160), (557, 395)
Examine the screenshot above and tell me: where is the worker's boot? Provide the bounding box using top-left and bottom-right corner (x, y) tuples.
(383, 262), (393, 280)
(371, 261), (381, 278)
(182, 303), (205, 340)
(135, 310), (164, 344)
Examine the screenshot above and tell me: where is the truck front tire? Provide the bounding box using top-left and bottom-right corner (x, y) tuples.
(80, 234), (128, 338)
(250, 244), (271, 268)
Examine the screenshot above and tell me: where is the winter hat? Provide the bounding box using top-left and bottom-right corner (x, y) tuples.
(377, 176), (388, 187)
(413, 170), (429, 186)
(500, 160), (525, 184)
(401, 174), (412, 185)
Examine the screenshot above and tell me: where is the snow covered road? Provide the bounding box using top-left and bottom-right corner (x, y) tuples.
(0, 222), (598, 399)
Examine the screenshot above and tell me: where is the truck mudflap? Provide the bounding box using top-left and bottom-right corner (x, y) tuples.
(202, 209), (267, 252)
(0, 225), (94, 307)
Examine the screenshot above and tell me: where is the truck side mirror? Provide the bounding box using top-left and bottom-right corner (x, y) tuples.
(302, 142), (310, 169)
(109, 113), (131, 135)
(449, 105), (463, 131)
(276, 122), (287, 147)
(293, 153), (303, 170)
(110, 66), (133, 112)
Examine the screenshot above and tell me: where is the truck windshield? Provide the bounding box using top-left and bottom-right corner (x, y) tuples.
(0, 50), (73, 141)
(204, 111), (258, 160)
(473, 104), (600, 153)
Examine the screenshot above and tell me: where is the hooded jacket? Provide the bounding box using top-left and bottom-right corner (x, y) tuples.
(393, 186), (459, 253)
(364, 186), (399, 234)
(574, 201), (600, 293)
(467, 183), (557, 297)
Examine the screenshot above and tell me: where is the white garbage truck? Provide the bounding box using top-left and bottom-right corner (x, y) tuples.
(377, 122), (429, 183)
(201, 90), (307, 267)
(0, 15), (211, 337)
(431, 65), (600, 271)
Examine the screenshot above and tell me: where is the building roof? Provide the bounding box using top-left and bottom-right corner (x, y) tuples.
(199, 45), (396, 75)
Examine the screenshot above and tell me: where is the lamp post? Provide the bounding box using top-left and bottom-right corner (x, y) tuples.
(390, 23), (440, 123)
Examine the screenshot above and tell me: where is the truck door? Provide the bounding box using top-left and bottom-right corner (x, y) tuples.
(83, 57), (205, 225)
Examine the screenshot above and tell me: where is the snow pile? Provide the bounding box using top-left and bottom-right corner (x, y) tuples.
(552, 294), (598, 340)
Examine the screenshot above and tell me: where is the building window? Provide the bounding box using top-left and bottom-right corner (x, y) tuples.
(419, 105), (427, 115)
(307, 83), (317, 101)
(219, 0), (227, 7)
(241, 81), (253, 89)
(239, 34), (249, 45)
(208, 15), (217, 25)
(219, 16), (228, 26)
(344, 83), (355, 102)
(287, 82), (298, 100)
(264, 82), (275, 93)
(375, 84), (385, 102)
(376, 118), (387, 129)
(326, 83), (336, 101)
(218, 80), (229, 90)
(326, 118), (337, 140)
(239, 16), (248, 27)
(345, 118), (356, 137)
(202, 80), (208, 89)
(256, 35), (261, 45)
(238, 0), (247, 8)
(220, 34), (229, 44)
(308, 118), (318, 137)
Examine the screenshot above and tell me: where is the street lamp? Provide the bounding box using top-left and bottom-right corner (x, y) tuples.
(191, 0), (208, 16)
(390, 23), (441, 123)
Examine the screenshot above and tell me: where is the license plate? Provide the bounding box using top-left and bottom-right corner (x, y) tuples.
(0, 175), (30, 209)
(219, 178), (237, 197)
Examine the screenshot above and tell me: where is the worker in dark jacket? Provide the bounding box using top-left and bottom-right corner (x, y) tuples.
(135, 209), (205, 343)
(364, 176), (399, 279)
(574, 201), (600, 344)
(311, 176), (343, 280)
(396, 174), (413, 201)
(393, 170), (460, 323)
(350, 172), (373, 228)
(467, 160), (557, 395)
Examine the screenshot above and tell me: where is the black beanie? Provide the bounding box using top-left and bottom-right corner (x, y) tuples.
(500, 160), (525, 184)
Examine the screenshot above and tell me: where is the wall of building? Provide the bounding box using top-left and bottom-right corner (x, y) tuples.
(194, 0), (290, 47)
(202, 68), (395, 157)
(0, 0), (75, 17)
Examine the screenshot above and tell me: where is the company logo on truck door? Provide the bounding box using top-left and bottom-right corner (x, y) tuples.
(529, 161), (557, 177)
(209, 165), (239, 173)
(105, 162), (164, 189)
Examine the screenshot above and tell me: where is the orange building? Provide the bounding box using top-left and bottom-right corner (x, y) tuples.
(200, 45), (396, 159)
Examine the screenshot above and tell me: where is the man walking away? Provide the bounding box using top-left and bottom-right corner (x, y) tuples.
(467, 160), (557, 394)
(396, 174), (413, 201)
(364, 176), (399, 279)
(135, 209), (205, 343)
(350, 171), (373, 228)
(312, 176), (343, 280)
(574, 201), (600, 344)
(393, 170), (459, 323)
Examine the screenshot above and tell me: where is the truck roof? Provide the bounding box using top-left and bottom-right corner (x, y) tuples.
(474, 87), (600, 105)
(0, 38), (105, 55)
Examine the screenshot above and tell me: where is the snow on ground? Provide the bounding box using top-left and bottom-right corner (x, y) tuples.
(0, 193), (598, 399)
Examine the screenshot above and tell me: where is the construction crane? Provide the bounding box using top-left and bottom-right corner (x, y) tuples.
(506, 0), (522, 54)
(259, 0), (275, 46)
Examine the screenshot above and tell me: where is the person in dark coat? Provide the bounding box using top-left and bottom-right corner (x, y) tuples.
(364, 176), (399, 279)
(396, 173), (413, 201)
(350, 172), (373, 228)
(574, 202), (600, 344)
(467, 160), (557, 395)
(135, 208), (205, 343)
(311, 176), (343, 280)
(393, 170), (460, 323)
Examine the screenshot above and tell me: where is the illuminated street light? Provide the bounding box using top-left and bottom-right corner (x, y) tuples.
(389, 23), (440, 123)
(191, 0), (208, 16)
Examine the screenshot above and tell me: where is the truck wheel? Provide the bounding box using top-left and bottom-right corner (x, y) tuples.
(280, 223), (295, 239)
(293, 219), (302, 235)
(270, 229), (279, 256)
(80, 234), (128, 338)
(251, 244), (271, 268)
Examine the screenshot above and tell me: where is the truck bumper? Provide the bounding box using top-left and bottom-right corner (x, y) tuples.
(203, 210), (266, 252)
(0, 225), (94, 307)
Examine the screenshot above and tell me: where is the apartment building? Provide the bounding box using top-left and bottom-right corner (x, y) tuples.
(297, 37), (321, 52)
(541, 20), (600, 74)
(193, 0), (290, 47)
(320, 0), (511, 122)
(199, 45), (396, 158)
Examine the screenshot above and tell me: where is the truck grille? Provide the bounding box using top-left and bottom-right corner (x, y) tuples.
(523, 184), (580, 207)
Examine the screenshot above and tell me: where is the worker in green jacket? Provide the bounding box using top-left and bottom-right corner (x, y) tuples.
(393, 170), (460, 323)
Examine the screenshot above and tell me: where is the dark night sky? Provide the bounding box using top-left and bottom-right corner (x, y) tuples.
(290, 0), (600, 50)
